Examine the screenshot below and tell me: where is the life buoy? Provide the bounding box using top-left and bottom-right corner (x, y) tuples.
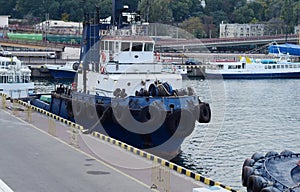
(101, 51), (106, 62)
(195, 102), (211, 123)
(72, 62), (79, 71)
(100, 66), (105, 74)
(71, 82), (77, 91)
(154, 52), (160, 61)
(173, 66), (176, 72)
(166, 109), (195, 137)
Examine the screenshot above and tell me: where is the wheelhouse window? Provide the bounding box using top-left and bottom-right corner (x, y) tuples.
(132, 42), (143, 51)
(217, 65), (223, 69)
(121, 42), (130, 51)
(109, 41), (113, 51)
(100, 41), (104, 50)
(105, 41), (109, 50)
(228, 65), (240, 69)
(144, 43), (154, 52)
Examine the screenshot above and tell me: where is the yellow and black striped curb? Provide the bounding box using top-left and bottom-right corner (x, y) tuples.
(0, 92), (7, 97)
(3, 95), (237, 192)
(16, 99), (84, 131)
(91, 131), (238, 192)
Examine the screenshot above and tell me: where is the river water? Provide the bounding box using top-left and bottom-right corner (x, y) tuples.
(33, 78), (300, 191)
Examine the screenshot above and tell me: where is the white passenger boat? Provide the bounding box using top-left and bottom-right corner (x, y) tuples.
(205, 55), (300, 79)
(0, 56), (34, 98)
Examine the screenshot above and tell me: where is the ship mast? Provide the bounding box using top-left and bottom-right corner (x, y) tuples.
(78, 0), (124, 93)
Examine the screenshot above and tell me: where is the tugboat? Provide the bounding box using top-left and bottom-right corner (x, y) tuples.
(242, 150), (300, 192)
(31, 2), (211, 159)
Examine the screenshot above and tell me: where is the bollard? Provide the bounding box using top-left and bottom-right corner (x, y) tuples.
(26, 105), (32, 123)
(1, 95), (6, 109)
(48, 117), (56, 136)
(151, 161), (170, 192)
(69, 127), (79, 148)
(12, 99), (19, 116)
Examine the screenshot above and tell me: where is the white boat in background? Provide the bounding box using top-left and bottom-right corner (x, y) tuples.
(0, 56), (35, 98)
(205, 55), (300, 79)
(45, 61), (79, 79)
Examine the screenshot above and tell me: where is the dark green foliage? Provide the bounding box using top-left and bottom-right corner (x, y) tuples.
(1, 0), (299, 38)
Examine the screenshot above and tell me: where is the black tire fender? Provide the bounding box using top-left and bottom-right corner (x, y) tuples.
(261, 187), (281, 192)
(242, 166), (254, 187)
(251, 152), (264, 162)
(265, 151), (279, 158)
(280, 149), (294, 157)
(243, 158), (255, 168)
(247, 175), (266, 192)
(195, 102), (211, 123)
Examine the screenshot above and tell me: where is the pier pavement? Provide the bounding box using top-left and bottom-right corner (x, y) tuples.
(0, 97), (234, 192)
(0, 102), (154, 191)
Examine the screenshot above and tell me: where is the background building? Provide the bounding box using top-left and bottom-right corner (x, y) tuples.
(0, 15), (10, 28)
(35, 20), (83, 35)
(220, 23), (264, 38)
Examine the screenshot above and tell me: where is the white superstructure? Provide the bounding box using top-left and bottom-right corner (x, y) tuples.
(77, 35), (182, 97)
(0, 56), (34, 98)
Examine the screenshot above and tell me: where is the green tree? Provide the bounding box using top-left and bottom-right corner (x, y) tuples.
(138, 0), (172, 23)
(0, 0), (17, 17)
(294, 1), (300, 26)
(280, 0), (295, 34)
(15, 0), (60, 20)
(170, 0), (193, 22)
(233, 5), (254, 23)
(247, 1), (266, 21)
(178, 17), (205, 38)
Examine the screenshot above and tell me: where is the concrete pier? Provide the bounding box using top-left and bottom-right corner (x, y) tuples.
(0, 95), (235, 192)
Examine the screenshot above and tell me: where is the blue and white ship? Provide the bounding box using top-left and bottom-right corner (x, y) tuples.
(205, 55), (300, 79)
(31, 2), (211, 159)
(45, 61), (79, 79)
